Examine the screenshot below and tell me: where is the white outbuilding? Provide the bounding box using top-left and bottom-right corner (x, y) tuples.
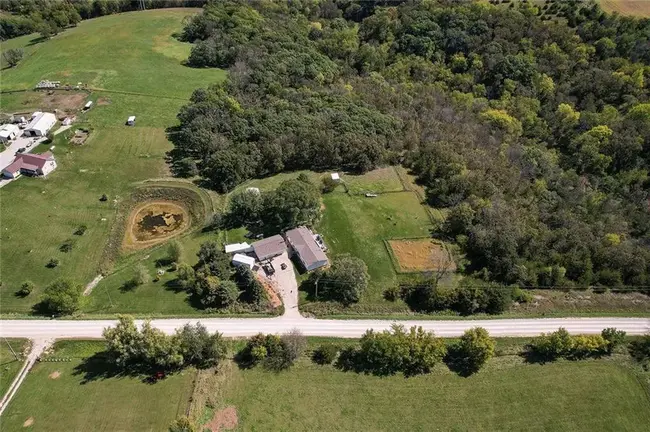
(232, 253), (255, 269)
(127, 116), (136, 126)
(225, 242), (252, 254)
(24, 112), (57, 137)
(331, 172), (340, 182)
(84, 101), (93, 110)
(0, 124), (21, 143)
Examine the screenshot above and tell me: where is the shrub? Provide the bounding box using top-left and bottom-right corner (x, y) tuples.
(168, 239), (183, 263)
(321, 176), (338, 193)
(601, 328), (626, 353)
(41, 278), (83, 315)
(281, 329), (307, 364)
(629, 335), (650, 368)
(17, 281), (35, 297)
(99, 194), (108, 201)
(312, 343), (340, 365)
(74, 225), (88, 236)
(447, 327), (495, 375)
(512, 286), (533, 303)
(133, 264), (150, 286)
(238, 332), (302, 371)
(59, 238), (75, 253)
(168, 416), (197, 432)
(46, 258), (59, 268)
(383, 285), (400, 302)
(569, 335), (608, 359)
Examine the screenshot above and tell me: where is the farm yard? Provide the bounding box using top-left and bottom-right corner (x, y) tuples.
(0, 341), (195, 432)
(0, 8), (227, 315)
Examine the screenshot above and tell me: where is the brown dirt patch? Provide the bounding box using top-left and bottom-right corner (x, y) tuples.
(70, 130), (89, 145)
(48, 371), (61, 379)
(204, 406), (238, 432)
(6, 91), (87, 116)
(389, 239), (456, 272)
(257, 275), (282, 308)
(23, 417), (34, 427)
(97, 97), (111, 106)
(122, 201), (191, 251)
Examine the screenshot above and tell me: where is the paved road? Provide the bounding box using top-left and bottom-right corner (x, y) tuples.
(1, 317), (648, 339)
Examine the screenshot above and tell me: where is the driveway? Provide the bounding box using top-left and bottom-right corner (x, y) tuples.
(257, 252), (301, 318)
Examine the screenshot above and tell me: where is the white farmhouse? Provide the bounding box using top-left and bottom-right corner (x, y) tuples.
(24, 112), (57, 137)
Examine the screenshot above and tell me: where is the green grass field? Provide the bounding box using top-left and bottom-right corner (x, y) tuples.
(0, 339), (28, 398)
(0, 9), (225, 96)
(220, 358), (650, 431)
(312, 191), (432, 309)
(1, 340), (195, 432)
(0, 128), (171, 313)
(0, 9), (229, 316)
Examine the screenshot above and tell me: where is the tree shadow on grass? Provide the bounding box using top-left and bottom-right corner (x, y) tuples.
(72, 351), (171, 385)
(444, 346), (480, 377)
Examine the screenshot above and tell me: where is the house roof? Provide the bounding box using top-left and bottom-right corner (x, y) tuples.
(3, 152), (54, 174)
(225, 242), (251, 253)
(0, 124), (20, 137)
(285, 227), (328, 268)
(252, 235), (286, 260)
(25, 112), (56, 132)
(331, 173), (340, 180)
(232, 253), (255, 268)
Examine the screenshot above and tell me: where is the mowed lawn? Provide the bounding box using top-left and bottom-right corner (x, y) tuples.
(317, 191), (431, 304)
(1, 341), (195, 432)
(0, 8), (225, 97)
(0, 128), (171, 313)
(0, 339), (28, 398)
(223, 360), (650, 431)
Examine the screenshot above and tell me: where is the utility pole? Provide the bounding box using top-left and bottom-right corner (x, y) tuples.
(3, 338), (18, 361)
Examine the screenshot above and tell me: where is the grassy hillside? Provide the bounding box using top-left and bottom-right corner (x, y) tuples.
(0, 8), (225, 97)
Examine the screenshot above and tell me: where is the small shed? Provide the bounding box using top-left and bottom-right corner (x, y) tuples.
(84, 101), (93, 110)
(232, 253), (255, 269)
(127, 116), (136, 126)
(225, 242), (252, 254)
(331, 172), (340, 182)
(0, 124), (20, 143)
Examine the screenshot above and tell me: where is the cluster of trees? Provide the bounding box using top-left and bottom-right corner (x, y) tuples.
(237, 329), (306, 371)
(0, 0), (206, 40)
(223, 176), (321, 232)
(304, 255), (370, 305)
(525, 327), (626, 361)
(176, 241), (269, 311)
(39, 278), (83, 315)
(103, 316), (227, 371)
(399, 277), (525, 315)
(334, 325), (495, 377)
(173, 0), (650, 295)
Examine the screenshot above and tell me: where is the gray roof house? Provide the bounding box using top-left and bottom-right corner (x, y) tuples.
(251, 235), (286, 261)
(285, 227), (329, 271)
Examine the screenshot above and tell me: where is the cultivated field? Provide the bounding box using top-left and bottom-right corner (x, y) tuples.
(600, 0), (650, 16)
(388, 238), (456, 272)
(0, 339), (28, 398)
(219, 358), (650, 431)
(0, 341), (195, 432)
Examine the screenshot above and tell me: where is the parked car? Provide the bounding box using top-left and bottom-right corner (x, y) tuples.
(15, 147), (26, 154)
(280, 263), (287, 270)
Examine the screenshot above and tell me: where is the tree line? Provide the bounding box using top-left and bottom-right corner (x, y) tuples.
(171, 0), (650, 299)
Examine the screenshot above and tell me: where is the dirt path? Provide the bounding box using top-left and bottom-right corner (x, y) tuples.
(0, 339), (53, 416)
(83, 275), (104, 296)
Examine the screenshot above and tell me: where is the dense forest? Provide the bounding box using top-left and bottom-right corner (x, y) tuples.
(172, 0), (650, 292)
(0, 0), (207, 39)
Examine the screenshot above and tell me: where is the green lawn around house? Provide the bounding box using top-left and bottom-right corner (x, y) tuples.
(1, 340), (195, 432)
(0, 339), (29, 398)
(0, 128), (170, 314)
(219, 358), (650, 432)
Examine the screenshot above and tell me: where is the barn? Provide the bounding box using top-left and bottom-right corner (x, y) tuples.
(24, 112), (57, 137)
